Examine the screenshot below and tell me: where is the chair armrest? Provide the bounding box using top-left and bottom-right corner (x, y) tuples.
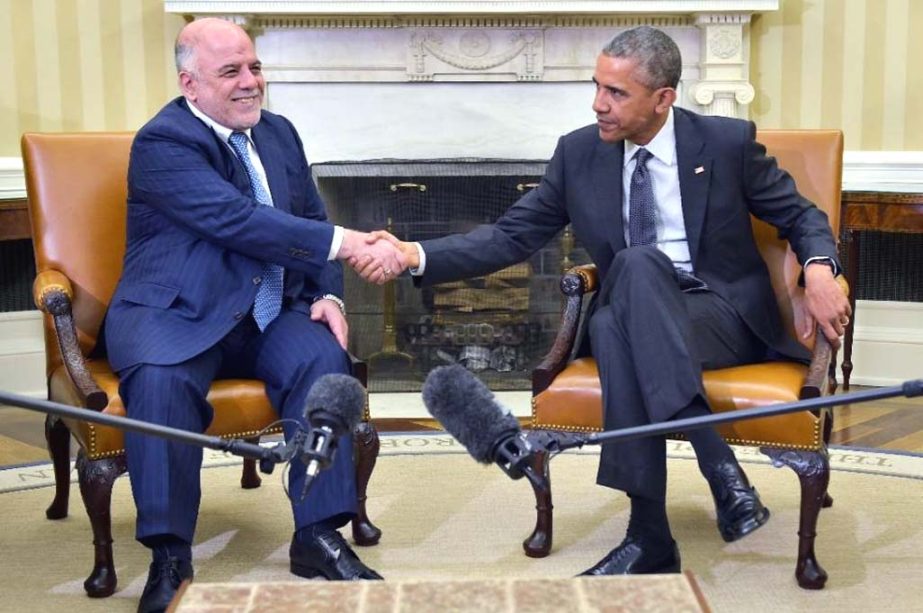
(532, 264), (599, 395)
(801, 333), (833, 399)
(800, 275), (849, 399)
(347, 353), (372, 422)
(32, 270), (108, 410)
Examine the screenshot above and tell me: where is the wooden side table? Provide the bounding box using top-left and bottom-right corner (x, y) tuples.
(839, 191), (923, 389)
(0, 198), (30, 241)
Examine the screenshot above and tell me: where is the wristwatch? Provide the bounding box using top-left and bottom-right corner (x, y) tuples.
(805, 256), (839, 276)
(314, 294), (346, 315)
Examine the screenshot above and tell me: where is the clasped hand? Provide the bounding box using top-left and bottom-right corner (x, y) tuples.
(338, 229), (417, 285)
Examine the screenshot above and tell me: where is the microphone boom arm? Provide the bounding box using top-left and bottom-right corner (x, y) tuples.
(0, 390), (289, 471)
(546, 379), (923, 451)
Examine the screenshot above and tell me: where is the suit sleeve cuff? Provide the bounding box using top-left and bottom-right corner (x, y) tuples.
(410, 242), (426, 276)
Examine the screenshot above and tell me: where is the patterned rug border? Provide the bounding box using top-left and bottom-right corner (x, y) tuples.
(2, 433), (921, 494)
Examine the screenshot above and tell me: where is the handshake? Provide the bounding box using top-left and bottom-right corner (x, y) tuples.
(337, 229), (420, 285)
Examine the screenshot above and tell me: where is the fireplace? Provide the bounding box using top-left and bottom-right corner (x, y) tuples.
(316, 160), (591, 391)
(164, 0), (778, 389)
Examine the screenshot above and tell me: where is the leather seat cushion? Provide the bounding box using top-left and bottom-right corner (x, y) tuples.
(49, 360), (281, 459)
(532, 357), (822, 450)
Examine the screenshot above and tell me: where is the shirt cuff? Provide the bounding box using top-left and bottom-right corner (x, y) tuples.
(804, 256), (840, 276)
(410, 242), (426, 276)
(328, 226), (345, 261)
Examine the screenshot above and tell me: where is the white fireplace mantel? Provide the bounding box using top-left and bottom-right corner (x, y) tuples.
(164, 1), (778, 16)
(165, 0), (777, 161)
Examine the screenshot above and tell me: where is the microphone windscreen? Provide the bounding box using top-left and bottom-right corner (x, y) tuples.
(422, 365), (520, 463)
(304, 373), (365, 429)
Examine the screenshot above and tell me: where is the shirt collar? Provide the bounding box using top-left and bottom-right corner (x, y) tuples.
(185, 99), (254, 145)
(624, 106), (675, 167)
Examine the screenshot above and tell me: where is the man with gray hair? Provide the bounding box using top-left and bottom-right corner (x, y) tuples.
(363, 25), (849, 574)
(107, 18), (395, 612)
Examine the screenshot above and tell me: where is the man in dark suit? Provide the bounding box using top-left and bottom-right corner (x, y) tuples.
(359, 26), (850, 575)
(106, 18), (402, 612)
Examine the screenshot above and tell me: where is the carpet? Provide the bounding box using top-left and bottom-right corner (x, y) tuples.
(1, 436), (921, 613)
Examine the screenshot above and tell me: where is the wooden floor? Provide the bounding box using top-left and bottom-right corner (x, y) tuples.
(0, 386), (921, 468)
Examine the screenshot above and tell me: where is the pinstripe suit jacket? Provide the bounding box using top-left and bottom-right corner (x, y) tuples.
(106, 97), (341, 372)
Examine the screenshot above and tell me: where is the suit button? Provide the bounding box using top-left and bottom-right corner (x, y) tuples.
(233, 312), (243, 320)
(253, 276), (262, 284)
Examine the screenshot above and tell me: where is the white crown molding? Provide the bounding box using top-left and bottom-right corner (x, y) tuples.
(0, 157), (25, 200)
(163, 0), (780, 17)
(3, 150), (922, 201)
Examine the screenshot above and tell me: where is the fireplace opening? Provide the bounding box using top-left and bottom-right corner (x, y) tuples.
(315, 160), (591, 392)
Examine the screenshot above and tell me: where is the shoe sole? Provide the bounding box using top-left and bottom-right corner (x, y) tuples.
(720, 506), (771, 543)
(290, 561), (331, 580)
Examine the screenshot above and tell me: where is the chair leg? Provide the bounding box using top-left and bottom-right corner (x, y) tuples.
(523, 450), (553, 558)
(828, 349), (839, 393)
(351, 421), (382, 546)
(76, 451), (127, 598)
(762, 447), (830, 590)
(241, 437), (262, 489)
(44, 415), (71, 520)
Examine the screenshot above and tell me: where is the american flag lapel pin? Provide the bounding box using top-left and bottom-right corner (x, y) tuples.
(694, 166), (705, 175)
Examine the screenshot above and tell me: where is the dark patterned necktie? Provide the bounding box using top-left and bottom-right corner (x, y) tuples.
(628, 147), (708, 292)
(628, 148), (657, 247)
(227, 131), (284, 331)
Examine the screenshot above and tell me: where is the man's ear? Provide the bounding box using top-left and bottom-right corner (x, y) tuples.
(656, 88), (677, 113)
(178, 71), (196, 100)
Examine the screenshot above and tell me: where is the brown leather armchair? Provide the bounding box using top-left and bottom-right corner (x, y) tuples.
(21, 132), (382, 598)
(528, 130), (846, 590)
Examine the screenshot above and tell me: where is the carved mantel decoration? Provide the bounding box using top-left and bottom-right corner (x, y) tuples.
(164, 1), (778, 161)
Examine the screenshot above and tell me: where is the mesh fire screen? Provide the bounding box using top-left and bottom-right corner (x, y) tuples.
(314, 160), (590, 392)
(0, 239), (36, 312)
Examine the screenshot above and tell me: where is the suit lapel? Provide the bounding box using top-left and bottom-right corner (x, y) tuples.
(591, 139), (627, 255)
(674, 109), (712, 266)
(251, 122), (292, 214)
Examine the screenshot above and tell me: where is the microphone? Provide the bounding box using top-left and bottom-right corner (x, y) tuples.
(422, 365), (578, 491)
(297, 373), (366, 500)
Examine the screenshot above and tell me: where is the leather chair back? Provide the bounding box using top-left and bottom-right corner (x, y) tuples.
(21, 133), (134, 375)
(753, 130), (844, 349)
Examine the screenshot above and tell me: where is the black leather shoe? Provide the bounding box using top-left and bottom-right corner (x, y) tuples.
(290, 528), (383, 580)
(579, 536), (681, 576)
(706, 460), (771, 542)
(137, 557), (193, 613)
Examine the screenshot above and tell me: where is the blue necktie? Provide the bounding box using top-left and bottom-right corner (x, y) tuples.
(227, 131), (284, 331)
(629, 148), (657, 247)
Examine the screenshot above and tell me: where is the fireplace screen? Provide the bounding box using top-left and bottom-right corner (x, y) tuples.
(314, 160), (590, 392)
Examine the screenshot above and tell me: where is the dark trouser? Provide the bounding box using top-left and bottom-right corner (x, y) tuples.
(591, 247), (765, 500)
(119, 310), (357, 544)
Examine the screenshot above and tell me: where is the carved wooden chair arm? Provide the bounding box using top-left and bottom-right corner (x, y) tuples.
(532, 264), (599, 395)
(347, 353), (373, 422)
(32, 269), (108, 410)
(800, 274), (850, 399)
